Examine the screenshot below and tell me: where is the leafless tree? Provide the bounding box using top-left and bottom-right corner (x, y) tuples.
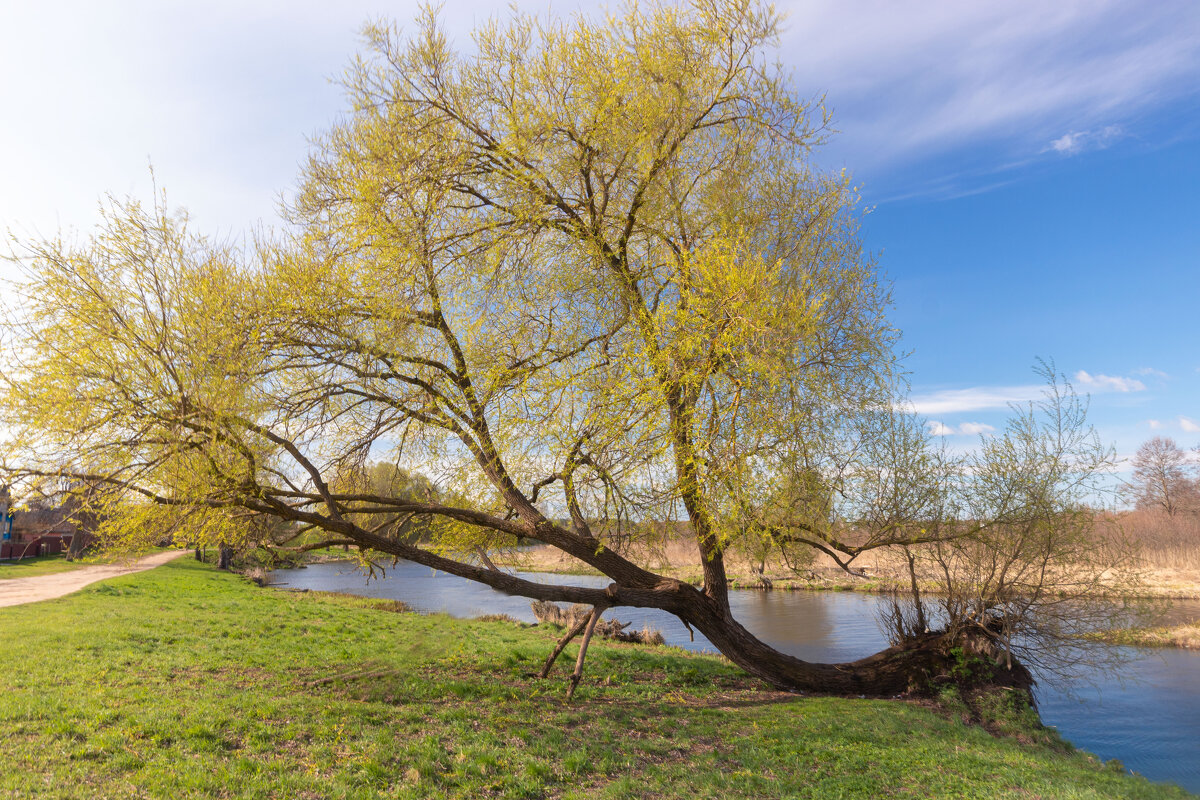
(1126, 437), (1198, 516)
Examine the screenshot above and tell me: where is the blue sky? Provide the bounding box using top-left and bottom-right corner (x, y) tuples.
(2, 1), (1198, 488)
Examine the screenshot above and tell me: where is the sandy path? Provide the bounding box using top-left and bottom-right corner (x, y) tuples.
(0, 550), (188, 608)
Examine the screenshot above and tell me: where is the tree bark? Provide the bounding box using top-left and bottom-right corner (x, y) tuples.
(675, 590), (1032, 696)
(66, 531), (88, 562)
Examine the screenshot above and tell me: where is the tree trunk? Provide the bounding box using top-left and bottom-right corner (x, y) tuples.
(676, 591), (1032, 696)
(217, 544), (233, 570)
(66, 532), (88, 562)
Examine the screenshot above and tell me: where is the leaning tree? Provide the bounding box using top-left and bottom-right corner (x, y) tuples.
(1, 1), (1126, 696)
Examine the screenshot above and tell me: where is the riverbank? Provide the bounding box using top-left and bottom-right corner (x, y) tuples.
(489, 542), (911, 592)
(1096, 621), (1200, 650)
(491, 543), (1200, 599)
(0, 559), (1188, 799)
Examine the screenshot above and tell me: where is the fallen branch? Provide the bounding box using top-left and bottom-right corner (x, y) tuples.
(566, 606), (603, 702)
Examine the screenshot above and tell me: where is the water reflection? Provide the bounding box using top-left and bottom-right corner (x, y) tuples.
(272, 560), (1200, 794)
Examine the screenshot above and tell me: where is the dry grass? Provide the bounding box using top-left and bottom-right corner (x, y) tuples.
(1111, 509), (1200, 598)
(497, 540), (900, 592)
(494, 509), (1200, 600)
(1096, 622), (1200, 649)
(1123, 509), (1200, 570)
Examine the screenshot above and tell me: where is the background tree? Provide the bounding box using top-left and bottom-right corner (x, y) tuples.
(0, 1), (1134, 698)
(1125, 437), (1198, 516)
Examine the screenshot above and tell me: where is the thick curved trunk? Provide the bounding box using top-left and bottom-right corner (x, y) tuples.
(679, 597), (1031, 696)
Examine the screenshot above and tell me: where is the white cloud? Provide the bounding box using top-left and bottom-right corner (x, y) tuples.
(0, 0), (580, 238)
(1146, 419), (1163, 429)
(908, 385), (1044, 415)
(909, 371), (1148, 423)
(923, 419), (998, 437)
(1046, 125), (1123, 156)
(1180, 417), (1200, 433)
(926, 421), (954, 437)
(1050, 132), (1085, 155)
(1073, 370), (1146, 393)
(1134, 367), (1169, 379)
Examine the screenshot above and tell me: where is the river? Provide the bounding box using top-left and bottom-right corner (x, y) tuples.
(272, 560), (1200, 794)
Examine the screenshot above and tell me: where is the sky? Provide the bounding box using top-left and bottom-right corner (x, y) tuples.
(1, 0), (1198, 496)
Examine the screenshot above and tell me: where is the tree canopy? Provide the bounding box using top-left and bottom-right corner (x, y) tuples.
(0, 1), (1132, 695)
(1125, 437), (1199, 516)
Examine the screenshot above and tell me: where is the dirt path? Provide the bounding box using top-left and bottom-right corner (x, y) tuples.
(0, 550), (188, 608)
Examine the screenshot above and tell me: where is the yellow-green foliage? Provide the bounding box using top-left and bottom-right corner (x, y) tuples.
(1, 1), (893, 568)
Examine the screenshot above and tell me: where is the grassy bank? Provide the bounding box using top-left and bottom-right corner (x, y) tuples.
(0, 560), (1190, 799)
(1095, 621), (1200, 650)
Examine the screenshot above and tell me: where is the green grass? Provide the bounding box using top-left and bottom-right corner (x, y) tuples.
(1093, 621), (1200, 650)
(0, 552), (82, 579)
(0, 560), (1190, 799)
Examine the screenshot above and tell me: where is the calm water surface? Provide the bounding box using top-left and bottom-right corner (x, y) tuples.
(273, 561), (1200, 794)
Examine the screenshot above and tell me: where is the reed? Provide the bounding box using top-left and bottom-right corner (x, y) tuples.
(1121, 510), (1200, 571)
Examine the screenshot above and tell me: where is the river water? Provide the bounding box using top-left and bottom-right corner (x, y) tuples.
(272, 560), (1200, 794)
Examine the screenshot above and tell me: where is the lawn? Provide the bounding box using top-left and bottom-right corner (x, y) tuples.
(0, 559), (1189, 799)
(0, 553), (81, 580)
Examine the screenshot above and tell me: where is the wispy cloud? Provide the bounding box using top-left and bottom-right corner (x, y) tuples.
(1134, 367), (1169, 379)
(781, 1), (1200, 191)
(908, 385), (1044, 415)
(926, 420), (999, 437)
(1073, 370), (1146, 393)
(3, 0), (1199, 233)
(1047, 125), (1123, 156)
(1049, 132), (1084, 155)
(910, 371), (1147, 417)
(1146, 419), (1163, 429)
(1181, 417), (1200, 433)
